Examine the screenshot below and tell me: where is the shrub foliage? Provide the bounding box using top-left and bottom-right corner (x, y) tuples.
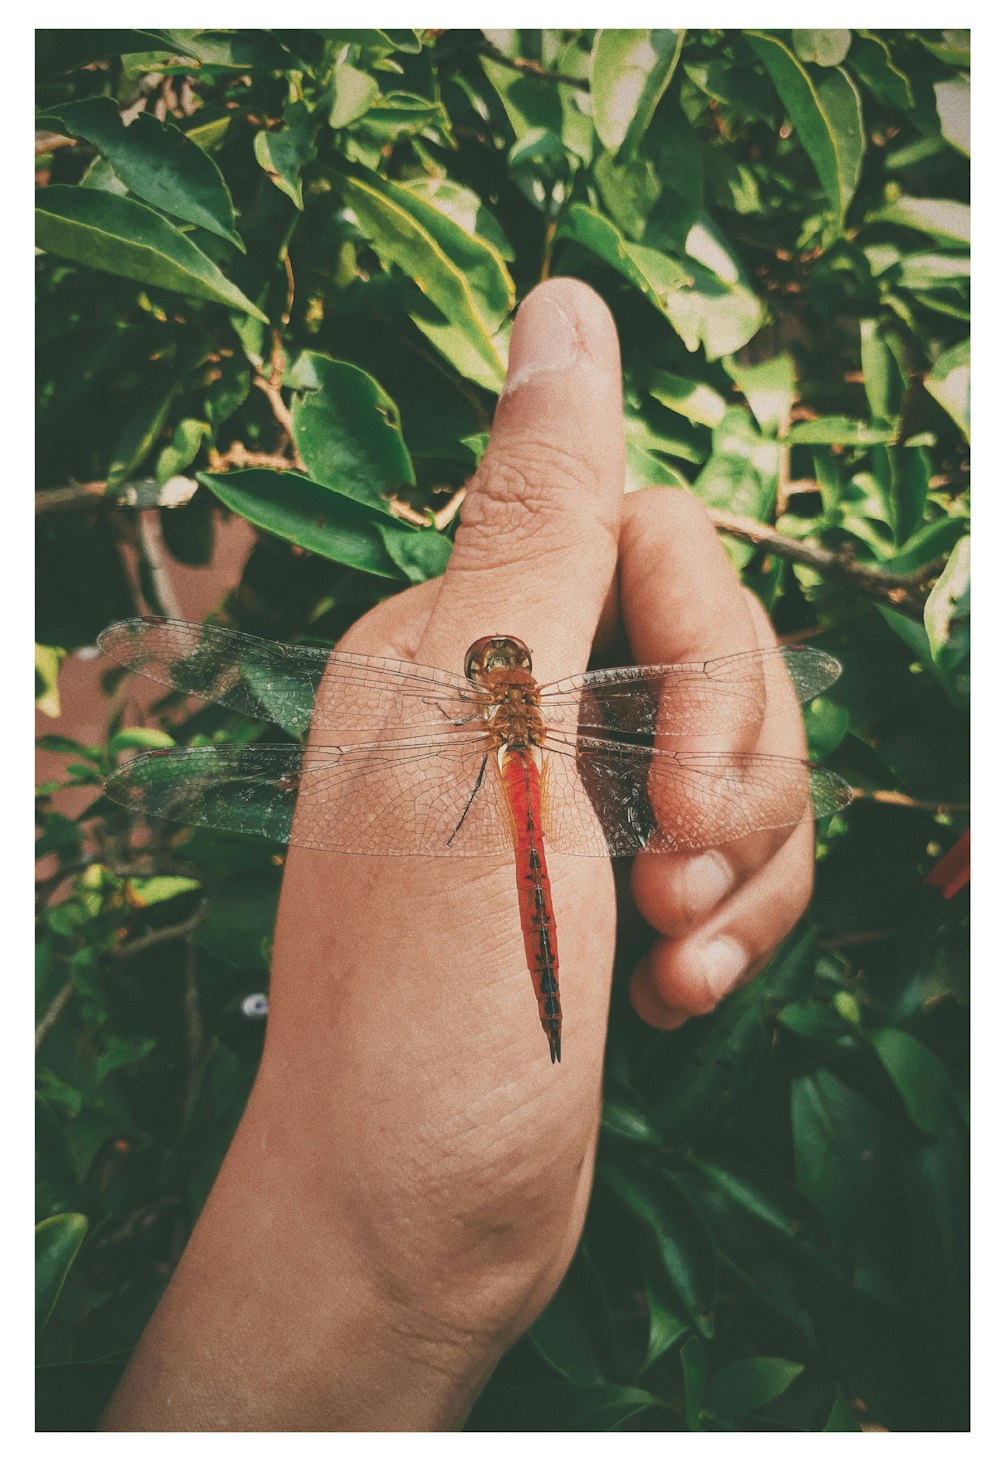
(36, 29), (969, 1431)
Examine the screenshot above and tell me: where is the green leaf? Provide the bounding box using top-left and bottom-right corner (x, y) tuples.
(36, 30), (197, 80)
(824, 1389), (862, 1430)
(859, 320), (907, 423)
(923, 536), (970, 709)
(36, 1214), (88, 1335)
(666, 217), (765, 359)
(792, 30), (851, 67)
(289, 352), (414, 511)
(155, 418), (210, 486)
(788, 416), (897, 446)
(590, 29), (685, 157)
(924, 339), (970, 440)
(126, 875), (201, 907)
(401, 177), (514, 260)
(467, 1382), (660, 1432)
(747, 33), (865, 222)
(601, 1162), (716, 1337)
(724, 354), (796, 435)
(693, 408), (780, 529)
(253, 105), (317, 210)
(194, 880), (280, 971)
(176, 30), (303, 72)
(934, 75), (970, 157)
(36, 644), (66, 719)
(680, 1336), (707, 1430)
(529, 1251), (613, 1383)
(647, 371), (727, 428)
(335, 162), (512, 392)
(848, 31), (914, 111)
(36, 97), (243, 249)
(708, 1356), (804, 1414)
(871, 196), (970, 246)
(868, 1028), (951, 1137)
(327, 62), (380, 128)
(557, 202), (690, 307)
(106, 374), (177, 493)
(109, 727), (177, 754)
(625, 441), (689, 493)
(36, 187), (267, 321)
(198, 469), (417, 581)
(95, 1034), (157, 1084)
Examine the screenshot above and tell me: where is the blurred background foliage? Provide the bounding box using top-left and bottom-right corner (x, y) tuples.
(35, 28), (969, 1432)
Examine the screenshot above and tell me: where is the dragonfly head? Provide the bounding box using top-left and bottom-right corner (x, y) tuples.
(465, 635), (533, 682)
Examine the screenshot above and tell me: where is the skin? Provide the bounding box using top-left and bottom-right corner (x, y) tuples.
(100, 279), (813, 1431)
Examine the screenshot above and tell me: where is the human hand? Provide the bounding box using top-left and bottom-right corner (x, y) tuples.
(100, 279), (815, 1431)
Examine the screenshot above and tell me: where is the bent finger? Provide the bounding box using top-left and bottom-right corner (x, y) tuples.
(630, 817), (815, 1028)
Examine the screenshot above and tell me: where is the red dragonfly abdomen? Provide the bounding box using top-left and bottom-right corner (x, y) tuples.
(501, 746), (561, 1062)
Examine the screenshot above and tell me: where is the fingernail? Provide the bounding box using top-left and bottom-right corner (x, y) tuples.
(700, 937), (748, 1000)
(503, 294), (580, 394)
(683, 852), (736, 921)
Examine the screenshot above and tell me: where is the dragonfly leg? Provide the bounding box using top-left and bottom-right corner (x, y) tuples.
(446, 753), (490, 847)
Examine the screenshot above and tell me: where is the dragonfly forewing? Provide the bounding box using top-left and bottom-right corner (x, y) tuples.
(99, 618), (478, 738)
(538, 645), (841, 738)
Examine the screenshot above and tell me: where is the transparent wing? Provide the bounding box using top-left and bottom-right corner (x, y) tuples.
(99, 618), (480, 737)
(105, 736), (523, 857)
(538, 646), (842, 737)
(539, 735), (854, 856)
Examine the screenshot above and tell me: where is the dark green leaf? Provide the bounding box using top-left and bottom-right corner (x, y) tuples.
(334, 162), (513, 391)
(36, 97), (243, 249)
(707, 1356), (804, 1414)
(747, 33), (865, 222)
(36, 1214), (88, 1335)
(253, 105), (317, 210)
(680, 1336), (707, 1430)
(36, 187), (267, 320)
(197, 469), (407, 579)
(289, 352), (414, 511)
(36, 30), (197, 80)
(923, 536), (970, 708)
(868, 1028), (951, 1136)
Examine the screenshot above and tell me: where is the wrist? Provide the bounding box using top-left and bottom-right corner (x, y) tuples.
(101, 1081), (500, 1431)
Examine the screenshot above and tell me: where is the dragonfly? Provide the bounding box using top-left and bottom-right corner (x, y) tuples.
(99, 616), (853, 1064)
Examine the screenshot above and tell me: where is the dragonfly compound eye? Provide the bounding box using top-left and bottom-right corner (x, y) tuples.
(465, 635), (533, 680)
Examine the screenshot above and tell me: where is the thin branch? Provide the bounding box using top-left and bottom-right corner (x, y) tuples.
(35, 981), (73, 1053)
(252, 374), (305, 468)
(433, 486), (466, 532)
(111, 905), (207, 961)
(476, 39), (589, 90)
(706, 507), (933, 619)
(36, 131), (76, 157)
(850, 788), (970, 815)
(137, 511), (184, 619)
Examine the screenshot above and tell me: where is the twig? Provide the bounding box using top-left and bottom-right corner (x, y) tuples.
(35, 131), (76, 157)
(35, 981), (73, 1053)
(433, 487), (466, 531)
(111, 905), (207, 961)
(36, 477), (199, 516)
(252, 374), (305, 468)
(477, 39), (589, 90)
(850, 788), (970, 814)
(706, 507), (932, 619)
(137, 511), (184, 619)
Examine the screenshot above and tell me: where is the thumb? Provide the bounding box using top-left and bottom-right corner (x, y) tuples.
(417, 278), (625, 683)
